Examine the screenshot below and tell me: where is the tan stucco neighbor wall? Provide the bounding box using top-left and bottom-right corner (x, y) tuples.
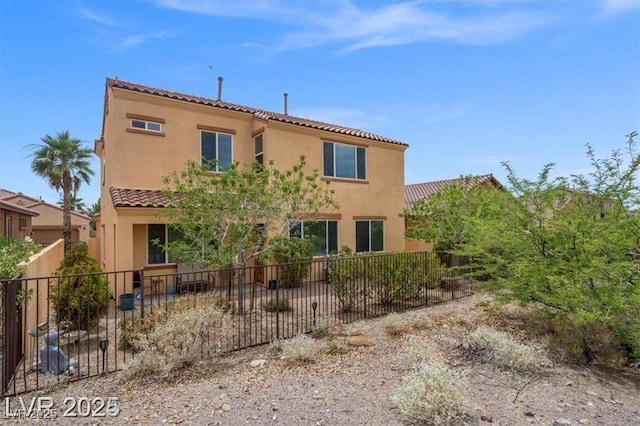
(97, 80), (408, 275)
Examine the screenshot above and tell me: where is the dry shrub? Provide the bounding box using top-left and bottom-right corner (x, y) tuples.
(406, 313), (434, 331)
(311, 314), (331, 338)
(264, 298), (292, 312)
(469, 327), (551, 371)
(119, 299), (235, 381)
(384, 313), (410, 337)
(392, 361), (468, 425)
(397, 335), (443, 370)
(272, 334), (322, 363)
(541, 317), (630, 366)
(119, 294), (234, 350)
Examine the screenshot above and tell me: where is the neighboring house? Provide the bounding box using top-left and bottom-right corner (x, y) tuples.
(404, 174), (504, 251)
(0, 197), (39, 240)
(95, 77), (408, 276)
(0, 189), (91, 246)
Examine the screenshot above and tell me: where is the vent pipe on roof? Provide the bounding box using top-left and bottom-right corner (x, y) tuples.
(284, 92), (288, 116)
(217, 76), (223, 101)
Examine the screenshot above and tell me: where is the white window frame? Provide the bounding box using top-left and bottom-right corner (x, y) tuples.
(254, 133), (264, 165)
(355, 220), (384, 253)
(201, 130), (233, 172)
(289, 220), (339, 256)
(147, 224), (172, 265)
(130, 119), (162, 133)
(323, 141), (366, 180)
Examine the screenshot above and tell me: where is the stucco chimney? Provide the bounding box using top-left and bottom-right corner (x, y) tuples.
(217, 76), (223, 101)
(284, 92), (288, 116)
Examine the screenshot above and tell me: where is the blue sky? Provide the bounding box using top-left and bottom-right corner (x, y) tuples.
(1, 0), (639, 207)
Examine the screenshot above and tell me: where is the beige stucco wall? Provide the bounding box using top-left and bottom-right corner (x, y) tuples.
(98, 86), (407, 273)
(19, 239), (64, 353)
(1, 208), (33, 239)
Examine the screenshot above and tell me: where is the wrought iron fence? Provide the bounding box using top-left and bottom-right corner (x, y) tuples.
(1, 251), (473, 396)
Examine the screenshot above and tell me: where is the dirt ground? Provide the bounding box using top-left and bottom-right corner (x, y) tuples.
(6, 293), (640, 425)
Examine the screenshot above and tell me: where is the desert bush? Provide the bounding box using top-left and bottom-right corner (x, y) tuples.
(120, 300), (235, 380)
(397, 335), (441, 370)
(370, 253), (426, 304)
(325, 341), (348, 355)
(327, 247), (365, 312)
(269, 236), (313, 288)
(469, 326), (551, 371)
(264, 298), (292, 312)
(392, 361), (468, 425)
(0, 236), (41, 280)
(119, 293), (234, 350)
(50, 242), (110, 330)
(311, 313), (331, 338)
(384, 312), (409, 337)
(272, 334), (321, 363)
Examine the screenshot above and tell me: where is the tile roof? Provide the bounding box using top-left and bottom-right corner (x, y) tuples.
(405, 174), (501, 204)
(110, 187), (173, 208)
(106, 78), (407, 147)
(0, 199), (39, 216)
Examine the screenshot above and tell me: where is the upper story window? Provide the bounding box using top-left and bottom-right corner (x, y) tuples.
(126, 113), (165, 136)
(201, 130), (233, 172)
(131, 119), (162, 132)
(323, 141), (366, 180)
(254, 134), (264, 165)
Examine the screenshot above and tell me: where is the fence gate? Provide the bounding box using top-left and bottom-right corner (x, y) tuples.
(1, 278), (23, 396)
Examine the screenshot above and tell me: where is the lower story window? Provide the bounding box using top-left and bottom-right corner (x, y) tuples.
(355, 220), (384, 252)
(290, 220), (338, 256)
(147, 224), (181, 264)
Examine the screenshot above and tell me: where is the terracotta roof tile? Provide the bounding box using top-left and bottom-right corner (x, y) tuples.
(405, 174), (501, 204)
(110, 187), (173, 208)
(106, 78), (407, 147)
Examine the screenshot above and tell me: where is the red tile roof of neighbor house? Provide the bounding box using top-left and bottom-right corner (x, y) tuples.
(105, 78), (408, 147)
(404, 174), (502, 204)
(110, 187), (174, 208)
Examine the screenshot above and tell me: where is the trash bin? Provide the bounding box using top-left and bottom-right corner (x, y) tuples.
(166, 282), (176, 295)
(119, 293), (135, 311)
(268, 280), (278, 290)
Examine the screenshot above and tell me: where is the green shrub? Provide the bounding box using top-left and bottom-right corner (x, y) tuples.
(0, 236), (41, 280)
(327, 247), (365, 312)
(270, 236), (313, 288)
(264, 298), (292, 312)
(50, 242), (110, 330)
(392, 361), (468, 425)
(370, 252), (428, 304)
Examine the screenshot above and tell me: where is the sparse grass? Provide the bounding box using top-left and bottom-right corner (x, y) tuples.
(384, 312), (410, 337)
(264, 298), (292, 312)
(392, 361), (468, 425)
(311, 314), (330, 338)
(272, 334), (322, 363)
(325, 341), (349, 355)
(469, 326), (551, 371)
(398, 335), (442, 370)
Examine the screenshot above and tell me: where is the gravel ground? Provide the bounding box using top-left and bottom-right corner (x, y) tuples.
(6, 293), (640, 425)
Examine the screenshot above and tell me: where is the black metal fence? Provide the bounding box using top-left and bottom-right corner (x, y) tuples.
(1, 251), (473, 396)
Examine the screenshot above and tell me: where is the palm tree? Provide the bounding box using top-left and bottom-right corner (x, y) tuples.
(57, 193), (87, 213)
(28, 131), (94, 252)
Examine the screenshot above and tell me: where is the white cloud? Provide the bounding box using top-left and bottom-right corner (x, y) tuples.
(291, 106), (392, 130)
(153, 0), (553, 53)
(598, 0), (640, 18)
(115, 29), (180, 51)
(77, 7), (117, 27)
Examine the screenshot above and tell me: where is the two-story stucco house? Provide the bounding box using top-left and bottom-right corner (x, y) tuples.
(95, 78), (408, 275)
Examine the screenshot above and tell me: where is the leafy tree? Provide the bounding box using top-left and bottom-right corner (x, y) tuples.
(27, 131), (94, 252)
(159, 157), (337, 313)
(0, 237), (41, 280)
(407, 132), (640, 360)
